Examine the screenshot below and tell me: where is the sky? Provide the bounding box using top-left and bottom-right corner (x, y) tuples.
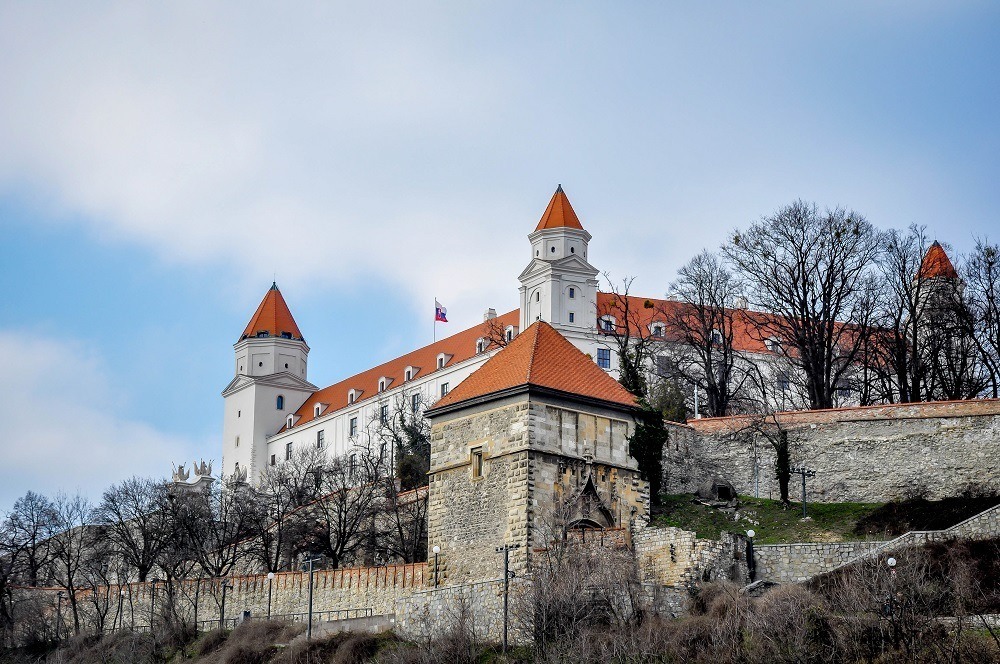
(1, 2), (998, 509)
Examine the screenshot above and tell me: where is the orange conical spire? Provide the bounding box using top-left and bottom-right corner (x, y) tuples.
(535, 184), (584, 231)
(240, 283), (305, 341)
(918, 241), (959, 279)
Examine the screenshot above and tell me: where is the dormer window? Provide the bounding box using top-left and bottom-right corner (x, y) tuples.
(650, 322), (665, 338)
(436, 353), (452, 370)
(348, 388), (361, 404)
(475, 338), (488, 354)
(404, 365), (419, 381)
(280, 332), (292, 339)
(286, 415), (295, 429)
(256, 331), (269, 338)
(766, 336), (783, 353)
(599, 316), (617, 334)
(504, 326), (516, 342)
(710, 329), (724, 345)
(378, 377), (392, 393)
(276, 395), (285, 410)
(314, 403), (327, 418)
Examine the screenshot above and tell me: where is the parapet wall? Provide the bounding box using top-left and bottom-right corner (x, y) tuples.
(664, 400), (1000, 503)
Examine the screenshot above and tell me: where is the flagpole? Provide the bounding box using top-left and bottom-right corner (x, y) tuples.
(433, 297), (436, 343)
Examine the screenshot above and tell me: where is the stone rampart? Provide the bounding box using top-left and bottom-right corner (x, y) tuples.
(753, 541), (885, 583)
(633, 526), (747, 588)
(665, 400), (1000, 503)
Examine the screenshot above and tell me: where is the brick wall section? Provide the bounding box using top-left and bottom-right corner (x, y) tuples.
(664, 400), (1000, 502)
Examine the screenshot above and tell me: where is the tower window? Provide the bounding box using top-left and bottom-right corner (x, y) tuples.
(285, 442), (293, 460)
(535, 292), (540, 302)
(471, 447), (484, 479)
(280, 332), (292, 339)
(569, 312), (575, 323)
(317, 430), (325, 449)
(256, 331), (269, 338)
(270, 454), (276, 466)
(235, 436), (240, 448)
(276, 395), (285, 410)
(550, 246), (556, 253)
(570, 246), (575, 254)
(284, 363), (289, 369)
(569, 287), (575, 299)
(238, 410), (241, 418)
(597, 348), (611, 369)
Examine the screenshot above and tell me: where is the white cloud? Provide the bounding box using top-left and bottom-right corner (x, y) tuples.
(0, 329), (207, 508)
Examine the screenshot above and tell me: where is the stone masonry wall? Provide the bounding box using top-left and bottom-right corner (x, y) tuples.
(753, 542), (885, 583)
(664, 400), (1000, 503)
(633, 526), (748, 588)
(394, 579), (512, 643)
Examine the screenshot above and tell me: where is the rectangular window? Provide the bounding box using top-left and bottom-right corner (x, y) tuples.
(349, 417), (358, 437)
(568, 312), (575, 323)
(471, 447), (484, 479)
(597, 348), (611, 369)
(349, 454), (357, 479)
(569, 287), (575, 299)
(270, 454), (276, 466)
(285, 442), (293, 460)
(380, 403), (389, 425)
(441, 382), (450, 398)
(777, 372), (790, 392)
(317, 430), (325, 449)
(411, 393), (421, 412)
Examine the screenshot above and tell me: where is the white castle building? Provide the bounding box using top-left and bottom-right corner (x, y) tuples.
(222, 186), (937, 481)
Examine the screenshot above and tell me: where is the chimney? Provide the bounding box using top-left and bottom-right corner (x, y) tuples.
(484, 308), (497, 321)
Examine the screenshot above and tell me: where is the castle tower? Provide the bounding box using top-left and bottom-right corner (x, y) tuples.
(423, 321), (648, 585)
(518, 186), (600, 357)
(221, 284), (317, 481)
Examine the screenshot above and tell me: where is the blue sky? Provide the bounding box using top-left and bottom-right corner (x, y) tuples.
(1, 2), (998, 508)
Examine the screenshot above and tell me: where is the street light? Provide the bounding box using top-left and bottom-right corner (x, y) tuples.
(790, 466), (817, 518)
(220, 580), (233, 631)
(116, 590), (125, 631)
(303, 556), (322, 640)
(55, 591), (64, 642)
(745, 530), (757, 582)
(149, 578), (160, 632)
(432, 546), (441, 587)
(496, 543), (521, 656)
(266, 572), (275, 620)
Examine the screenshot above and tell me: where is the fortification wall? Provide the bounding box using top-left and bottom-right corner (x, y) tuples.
(753, 541), (885, 583)
(664, 400), (1000, 503)
(633, 526), (747, 588)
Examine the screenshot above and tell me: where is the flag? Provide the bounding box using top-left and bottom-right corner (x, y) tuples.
(435, 299), (448, 323)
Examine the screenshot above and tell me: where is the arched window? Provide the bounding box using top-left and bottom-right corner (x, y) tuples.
(276, 395), (285, 410)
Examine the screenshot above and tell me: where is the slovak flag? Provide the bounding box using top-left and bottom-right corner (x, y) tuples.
(435, 299), (448, 323)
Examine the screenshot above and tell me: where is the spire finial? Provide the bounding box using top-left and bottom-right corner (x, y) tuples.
(556, 183), (563, 193)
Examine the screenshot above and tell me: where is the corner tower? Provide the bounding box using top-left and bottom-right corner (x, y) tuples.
(518, 186), (600, 356)
(221, 284), (317, 481)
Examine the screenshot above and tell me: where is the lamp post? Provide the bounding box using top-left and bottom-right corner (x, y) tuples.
(149, 578), (160, 632)
(303, 556), (322, 640)
(220, 580), (232, 631)
(116, 590), (125, 631)
(432, 546), (440, 587)
(266, 572), (275, 620)
(55, 591), (64, 642)
(745, 530), (756, 582)
(886, 557), (898, 648)
(496, 543), (521, 655)
(790, 466), (817, 518)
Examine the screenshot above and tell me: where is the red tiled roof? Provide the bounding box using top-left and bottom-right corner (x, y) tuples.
(241, 283), (304, 342)
(431, 321), (637, 411)
(918, 241), (959, 279)
(285, 310), (520, 429)
(535, 185), (584, 231)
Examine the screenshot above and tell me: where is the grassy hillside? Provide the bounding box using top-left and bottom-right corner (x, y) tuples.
(652, 493), (1000, 544)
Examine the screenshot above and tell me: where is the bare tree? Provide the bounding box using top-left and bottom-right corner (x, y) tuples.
(7, 491), (57, 588)
(170, 475), (255, 578)
(93, 476), (174, 582)
(48, 492), (93, 635)
(966, 238), (1000, 397)
(724, 200), (882, 410)
(661, 250), (750, 416)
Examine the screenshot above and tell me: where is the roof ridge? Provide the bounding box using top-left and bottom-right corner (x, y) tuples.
(524, 323), (543, 383)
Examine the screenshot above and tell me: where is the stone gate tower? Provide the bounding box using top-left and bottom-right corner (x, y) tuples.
(423, 321), (648, 585)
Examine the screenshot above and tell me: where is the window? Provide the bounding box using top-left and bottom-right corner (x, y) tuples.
(569, 287), (575, 299)
(349, 417), (358, 437)
(441, 382), (450, 398)
(287, 415), (294, 429)
(535, 292), (540, 302)
(836, 379), (851, 398)
(570, 246), (575, 254)
(651, 323), (665, 338)
(656, 355), (671, 376)
(317, 430), (325, 449)
(256, 331), (269, 338)
(597, 348), (611, 369)
(710, 329), (724, 345)
(270, 454), (276, 466)
(766, 337), (783, 353)
(471, 447), (484, 479)
(280, 331), (292, 339)
(234, 461), (240, 474)
(405, 368), (412, 381)
(314, 404), (322, 417)
(568, 312), (575, 323)
(776, 371), (790, 392)
(349, 454), (357, 479)
(411, 393), (421, 412)
(378, 379), (386, 392)
(600, 316), (616, 333)
(476, 339), (486, 353)
(238, 410), (241, 418)
(380, 403), (389, 425)
(505, 326), (514, 342)
(235, 436), (240, 448)
(285, 442), (293, 460)
(276, 395), (285, 410)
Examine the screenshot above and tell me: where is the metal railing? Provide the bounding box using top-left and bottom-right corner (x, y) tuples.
(269, 607), (373, 623)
